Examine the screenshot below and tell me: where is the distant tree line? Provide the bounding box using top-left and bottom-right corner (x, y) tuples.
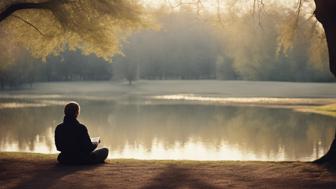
(0, 51), (113, 89)
(112, 9), (335, 83)
(0, 51), (36, 89)
(0, 9), (335, 89)
(43, 51), (112, 81)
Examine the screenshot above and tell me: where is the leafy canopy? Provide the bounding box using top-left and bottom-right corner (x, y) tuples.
(0, 0), (149, 61)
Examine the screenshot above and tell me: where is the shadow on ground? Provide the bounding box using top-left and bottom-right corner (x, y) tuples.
(11, 162), (104, 189)
(140, 164), (221, 189)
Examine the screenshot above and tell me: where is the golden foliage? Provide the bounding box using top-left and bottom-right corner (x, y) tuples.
(307, 22), (328, 71)
(0, 27), (20, 69)
(276, 15), (297, 56)
(276, 6), (328, 71)
(0, 0), (149, 61)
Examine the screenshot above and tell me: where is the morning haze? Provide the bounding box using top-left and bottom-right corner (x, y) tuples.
(1, 0), (336, 188)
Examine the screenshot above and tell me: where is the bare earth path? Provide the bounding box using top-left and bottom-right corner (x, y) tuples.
(1, 153), (336, 189)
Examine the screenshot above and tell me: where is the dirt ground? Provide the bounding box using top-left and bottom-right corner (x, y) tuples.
(1, 152), (336, 189)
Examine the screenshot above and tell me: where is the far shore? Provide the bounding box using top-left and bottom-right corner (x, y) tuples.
(1, 80), (336, 99)
(2, 80), (336, 117)
(1, 152), (336, 189)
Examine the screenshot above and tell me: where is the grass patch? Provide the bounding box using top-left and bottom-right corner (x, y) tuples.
(298, 103), (336, 117)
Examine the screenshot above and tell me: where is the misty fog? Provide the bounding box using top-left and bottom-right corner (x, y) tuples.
(0, 4), (334, 88)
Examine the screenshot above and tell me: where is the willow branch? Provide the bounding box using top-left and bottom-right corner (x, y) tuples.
(12, 14), (45, 36)
(295, 0), (303, 27)
(0, 1), (54, 22)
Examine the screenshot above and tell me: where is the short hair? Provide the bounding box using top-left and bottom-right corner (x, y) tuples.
(64, 102), (80, 117)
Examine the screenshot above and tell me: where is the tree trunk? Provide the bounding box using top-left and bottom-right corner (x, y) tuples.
(314, 136), (336, 164)
(313, 0), (336, 164)
(314, 0), (336, 77)
(321, 24), (336, 76)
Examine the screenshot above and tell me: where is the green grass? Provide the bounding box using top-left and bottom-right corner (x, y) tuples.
(297, 103), (336, 117)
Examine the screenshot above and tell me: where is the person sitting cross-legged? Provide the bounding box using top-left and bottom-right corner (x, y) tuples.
(55, 101), (108, 164)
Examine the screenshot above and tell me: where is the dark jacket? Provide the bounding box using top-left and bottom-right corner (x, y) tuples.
(55, 116), (96, 158)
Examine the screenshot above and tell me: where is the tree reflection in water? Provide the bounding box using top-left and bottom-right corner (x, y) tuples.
(0, 101), (335, 161)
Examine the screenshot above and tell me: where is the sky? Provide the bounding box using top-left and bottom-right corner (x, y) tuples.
(140, 0), (315, 19)
(141, 0), (302, 10)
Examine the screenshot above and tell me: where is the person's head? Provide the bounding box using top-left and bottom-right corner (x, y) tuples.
(64, 101), (80, 118)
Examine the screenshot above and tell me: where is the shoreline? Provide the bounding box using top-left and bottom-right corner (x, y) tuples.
(1, 152), (336, 188)
(1, 80), (336, 117)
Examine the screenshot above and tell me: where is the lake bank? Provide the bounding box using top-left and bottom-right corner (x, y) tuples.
(2, 80), (336, 116)
(1, 152), (336, 189)
(2, 80), (336, 98)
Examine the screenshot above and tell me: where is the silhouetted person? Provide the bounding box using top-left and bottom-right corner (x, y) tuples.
(55, 101), (109, 164)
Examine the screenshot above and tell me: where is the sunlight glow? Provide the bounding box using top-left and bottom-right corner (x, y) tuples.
(108, 138), (288, 161)
(0, 135), (321, 161)
(0, 100), (68, 109)
(151, 94), (336, 106)
(0, 127), (55, 153)
(142, 0), (301, 11)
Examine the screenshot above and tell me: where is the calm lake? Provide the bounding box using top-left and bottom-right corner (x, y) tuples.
(1, 81), (336, 161)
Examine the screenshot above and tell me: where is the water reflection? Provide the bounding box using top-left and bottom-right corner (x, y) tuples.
(152, 94), (336, 106)
(0, 100), (335, 161)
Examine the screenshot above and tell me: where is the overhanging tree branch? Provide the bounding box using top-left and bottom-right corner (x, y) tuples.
(0, 1), (54, 22)
(12, 14), (45, 36)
